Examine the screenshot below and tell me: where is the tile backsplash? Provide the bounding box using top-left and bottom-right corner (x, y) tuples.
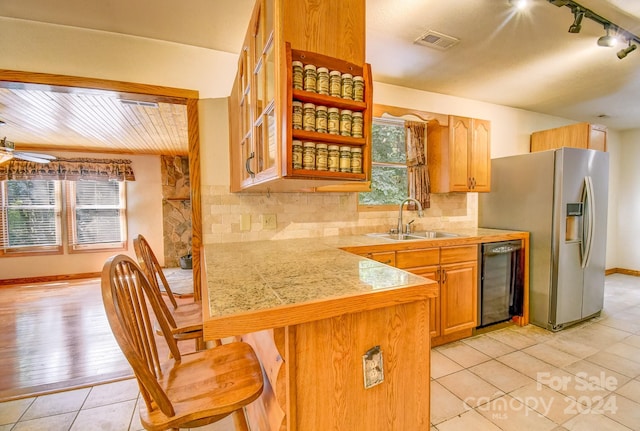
(201, 185), (477, 243)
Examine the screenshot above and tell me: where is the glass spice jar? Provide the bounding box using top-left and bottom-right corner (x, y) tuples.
(316, 67), (329, 95)
(339, 146), (352, 172)
(292, 140), (303, 169)
(339, 109), (352, 137)
(292, 61), (304, 90)
(292, 101), (303, 130)
(315, 105), (328, 134)
(329, 70), (342, 97)
(327, 145), (340, 172)
(303, 142), (316, 170)
(315, 143), (328, 171)
(327, 107), (340, 135)
(353, 75), (365, 102)
(340, 73), (353, 100)
(303, 64), (317, 92)
(351, 111), (363, 138)
(350, 147), (362, 173)
(303, 103), (316, 132)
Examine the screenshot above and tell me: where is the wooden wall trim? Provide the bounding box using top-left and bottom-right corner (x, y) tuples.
(187, 98), (202, 302)
(607, 268), (640, 277)
(0, 69), (198, 102)
(0, 272), (101, 286)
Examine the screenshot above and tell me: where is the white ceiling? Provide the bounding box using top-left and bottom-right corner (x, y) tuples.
(0, 0), (639, 155)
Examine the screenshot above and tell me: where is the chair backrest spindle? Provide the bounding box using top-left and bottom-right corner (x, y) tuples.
(102, 254), (182, 417)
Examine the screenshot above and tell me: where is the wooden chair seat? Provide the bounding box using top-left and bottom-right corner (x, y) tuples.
(169, 301), (203, 336)
(143, 342), (262, 430)
(102, 254), (263, 431)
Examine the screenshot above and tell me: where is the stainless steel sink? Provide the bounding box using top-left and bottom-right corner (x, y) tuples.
(366, 231), (463, 241)
(366, 233), (424, 241)
(409, 231), (462, 239)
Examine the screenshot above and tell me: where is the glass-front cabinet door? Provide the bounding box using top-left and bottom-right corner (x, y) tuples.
(248, 0), (276, 184)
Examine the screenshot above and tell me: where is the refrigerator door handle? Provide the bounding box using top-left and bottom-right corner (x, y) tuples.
(581, 176), (595, 269)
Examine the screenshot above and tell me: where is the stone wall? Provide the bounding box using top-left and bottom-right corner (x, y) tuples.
(161, 156), (192, 267)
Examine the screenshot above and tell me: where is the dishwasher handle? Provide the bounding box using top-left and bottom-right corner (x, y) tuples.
(483, 241), (522, 256)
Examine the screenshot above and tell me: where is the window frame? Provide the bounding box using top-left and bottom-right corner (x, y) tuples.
(358, 104), (447, 211)
(66, 180), (128, 253)
(0, 179), (63, 257)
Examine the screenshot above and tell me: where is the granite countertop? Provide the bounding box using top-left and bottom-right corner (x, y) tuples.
(201, 238), (438, 339)
(201, 228), (528, 339)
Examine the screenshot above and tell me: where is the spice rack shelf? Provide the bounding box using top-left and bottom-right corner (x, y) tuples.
(285, 43), (372, 181)
(290, 169), (366, 180)
(291, 129), (366, 147)
(292, 89), (367, 112)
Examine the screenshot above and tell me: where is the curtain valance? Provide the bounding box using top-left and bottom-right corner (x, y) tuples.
(0, 157), (135, 182)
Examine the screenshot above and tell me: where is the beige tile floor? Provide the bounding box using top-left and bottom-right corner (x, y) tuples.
(1, 273), (639, 431)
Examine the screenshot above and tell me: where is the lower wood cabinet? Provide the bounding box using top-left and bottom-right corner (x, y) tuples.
(363, 244), (478, 347)
(410, 266), (440, 339)
(439, 260), (477, 336)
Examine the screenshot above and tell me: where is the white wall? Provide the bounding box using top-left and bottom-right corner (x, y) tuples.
(0, 17), (236, 99)
(0, 153), (164, 279)
(616, 130), (640, 270)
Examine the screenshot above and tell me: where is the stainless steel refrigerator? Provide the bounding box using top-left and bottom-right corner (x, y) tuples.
(478, 147), (609, 331)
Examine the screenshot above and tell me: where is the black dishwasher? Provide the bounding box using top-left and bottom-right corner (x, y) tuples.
(478, 240), (524, 328)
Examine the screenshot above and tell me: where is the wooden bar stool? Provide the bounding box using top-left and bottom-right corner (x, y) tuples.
(133, 234), (206, 347)
(101, 254), (263, 431)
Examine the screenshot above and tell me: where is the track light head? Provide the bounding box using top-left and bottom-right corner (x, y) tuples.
(597, 25), (618, 47)
(568, 8), (584, 33)
(508, 0), (528, 10)
(617, 42), (637, 59)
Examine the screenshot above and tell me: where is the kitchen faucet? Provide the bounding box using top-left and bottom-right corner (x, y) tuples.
(396, 197), (424, 234)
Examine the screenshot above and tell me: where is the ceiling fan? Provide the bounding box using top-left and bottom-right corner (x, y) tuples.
(0, 137), (57, 165)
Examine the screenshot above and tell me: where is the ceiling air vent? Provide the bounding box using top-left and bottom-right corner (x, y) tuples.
(414, 30), (460, 50)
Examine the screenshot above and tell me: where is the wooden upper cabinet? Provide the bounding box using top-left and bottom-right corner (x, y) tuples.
(282, 0), (365, 65)
(530, 122), (607, 153)
(427, 116), (491, 193)
(449, 116), (471, 191)
(229, 0), (371, 192)
(470, 118), (491, 192)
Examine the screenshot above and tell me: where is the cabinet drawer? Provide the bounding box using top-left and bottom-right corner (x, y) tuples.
(361, 251), (396, 266)
(440, 245), (478, 264)
(396, 248), (439, 269)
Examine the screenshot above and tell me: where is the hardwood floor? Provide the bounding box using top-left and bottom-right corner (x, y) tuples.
(0, 277), (133, 401)
(0, 270), (193, 402)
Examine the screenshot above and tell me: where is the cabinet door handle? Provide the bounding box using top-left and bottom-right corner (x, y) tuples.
(245, 152), (255, 178)
(441, 269), (447, 283)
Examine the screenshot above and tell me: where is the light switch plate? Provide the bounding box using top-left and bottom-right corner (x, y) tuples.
(262, 214), (277, 230)
(240, 214), (251, 231)
(362, 346), (384, 389)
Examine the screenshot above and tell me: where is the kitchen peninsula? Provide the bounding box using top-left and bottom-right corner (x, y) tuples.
(201, 228), (529, 430)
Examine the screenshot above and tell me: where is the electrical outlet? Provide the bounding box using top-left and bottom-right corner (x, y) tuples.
(362, 346), (384, 389)
(262, 214), (277, 230)
(240, 214), (251, 231)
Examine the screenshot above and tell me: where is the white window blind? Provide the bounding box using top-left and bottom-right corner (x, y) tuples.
(68, 180), (126, 250)
(0, 180), (62, 253)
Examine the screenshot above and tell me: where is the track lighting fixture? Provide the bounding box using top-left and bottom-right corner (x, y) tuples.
(547, 0), (640, 59)
(597, 25), (617, 47)
(617, 41), (637, 59)
(568, 8), (584, 33)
